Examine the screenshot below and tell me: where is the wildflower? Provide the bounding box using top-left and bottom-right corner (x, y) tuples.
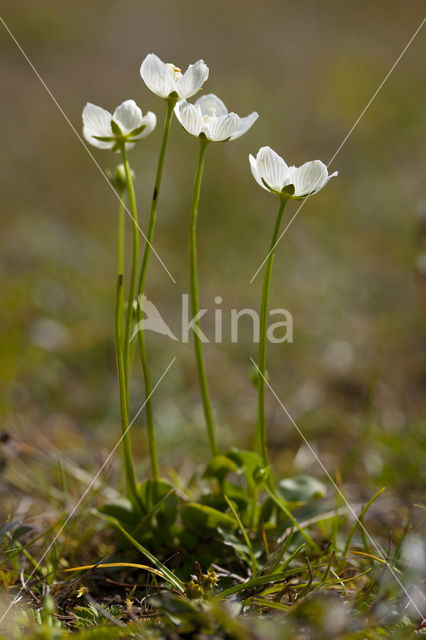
(175, 94), (258, 142)
(249, 146), (338, 198)
(82, 100), (156, 151)
(140, 53), (209, 100)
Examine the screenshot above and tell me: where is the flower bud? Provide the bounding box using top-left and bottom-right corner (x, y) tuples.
(106, 164), (134, 193)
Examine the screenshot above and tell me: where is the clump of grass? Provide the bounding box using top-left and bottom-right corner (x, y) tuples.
(1, 474), (424, 639)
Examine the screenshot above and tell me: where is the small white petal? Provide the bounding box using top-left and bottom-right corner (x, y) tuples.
(113, 100), (143, 135)
(325, 170), (339, 185)
(205, 112), (239, 141)
(174, 100), (185, 126)
(195, 93), (228, 118)
(135, 111), (157, 139)
(249, 154), (269, 191)
(82, 102), (113, 149)
(230, 111), (258, 140)
(140, 53), (174, 98)
(176, 59), (209, 99)
(291, 160), (329, 196)
(256, 146), (289, 192)
(175, 101), (204, 137)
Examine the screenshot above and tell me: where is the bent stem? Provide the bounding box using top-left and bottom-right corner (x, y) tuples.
(136, 98), (176, 482)
(120, 145), (139, 394)
(190, 138), (218, 457)
(257, 197), (286, 467)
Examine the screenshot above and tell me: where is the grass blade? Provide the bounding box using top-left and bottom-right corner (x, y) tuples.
(99, 515), (185, 593)
(264, 485), (320, 553)
(343, 487), (385, 556)
(224, 495), (257, 577)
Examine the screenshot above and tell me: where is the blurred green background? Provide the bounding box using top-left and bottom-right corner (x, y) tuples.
(1, 0), (425, 511)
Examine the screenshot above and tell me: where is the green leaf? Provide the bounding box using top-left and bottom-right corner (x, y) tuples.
(261, 177), (274, 192)
(217, 528), (253, 560)
(101, 516), (185, 593)
(263, 485), (321, 552)
(139, 479), (178, 527)
(129, 124), (146, 137)
(227, 448), (264, 491)
(11, 525), (33, 541)
(222, 482), (250, 510)
(203, 455), (238, 482)
(181, 502), (237, 532)
(98, 499), (139, 527)
(110, 120), (122, 136)
(92, 135), (115, 142)
(281, 183), (295, 196)
(214, 566), (308, 600)
(199, 482), (249, 513)
(277, 475), (327, 503)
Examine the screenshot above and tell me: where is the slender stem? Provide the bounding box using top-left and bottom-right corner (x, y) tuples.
(257, 198), (286, 467)
(117, 197), (125, 276)
(250, 486), (259, 531)
(114, 272), (141, 511)
(136, 98), (176, 482)
(139, 99), (176, 295)
(120, 145), (139, 393)
(190, 139), (218, 457)
(343, 486), (385, 557)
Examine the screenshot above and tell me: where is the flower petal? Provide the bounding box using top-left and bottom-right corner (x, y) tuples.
(175, 100), (204, 137)
(140, 53), (174, 98)
(135, 111), (157, 138)
(256, 147), (289, 192)
(113, 100), (143, 135)
(195, 93), (228, 118)
(176, 60), (209, 99)
(82, 103), (113, 149)
(291, 160), (329, 196)
(230, 111), (258, 140)
(325, 170), (339, 185)
(205, 112), (239, 141)
(249, 154), (269, 191)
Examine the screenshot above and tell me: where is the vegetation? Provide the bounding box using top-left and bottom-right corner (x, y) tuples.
(1, 2), (425, 638)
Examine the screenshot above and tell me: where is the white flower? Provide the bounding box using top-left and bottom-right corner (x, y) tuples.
(175, 94), (258, 142)
(82, 100), (156, 151)
(249, 146), (338, 198)
(140, 53), (209, 100)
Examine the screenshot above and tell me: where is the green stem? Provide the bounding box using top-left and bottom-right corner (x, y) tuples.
(343, 486), (385, 557)
(120, 145), (139, 393)
(114, 272), (141, 511)
(265, 484), (320, 552)
(257, 198), (286, 467)
(117, 197), (125, 276)
(136, 98), (176, 482)
(249, 486), (259, 531)
(190, 139), (218, 457)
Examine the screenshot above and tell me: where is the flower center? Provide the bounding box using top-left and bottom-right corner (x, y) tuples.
(166, 63), (182, 81)
(202, 106), (217, 124)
